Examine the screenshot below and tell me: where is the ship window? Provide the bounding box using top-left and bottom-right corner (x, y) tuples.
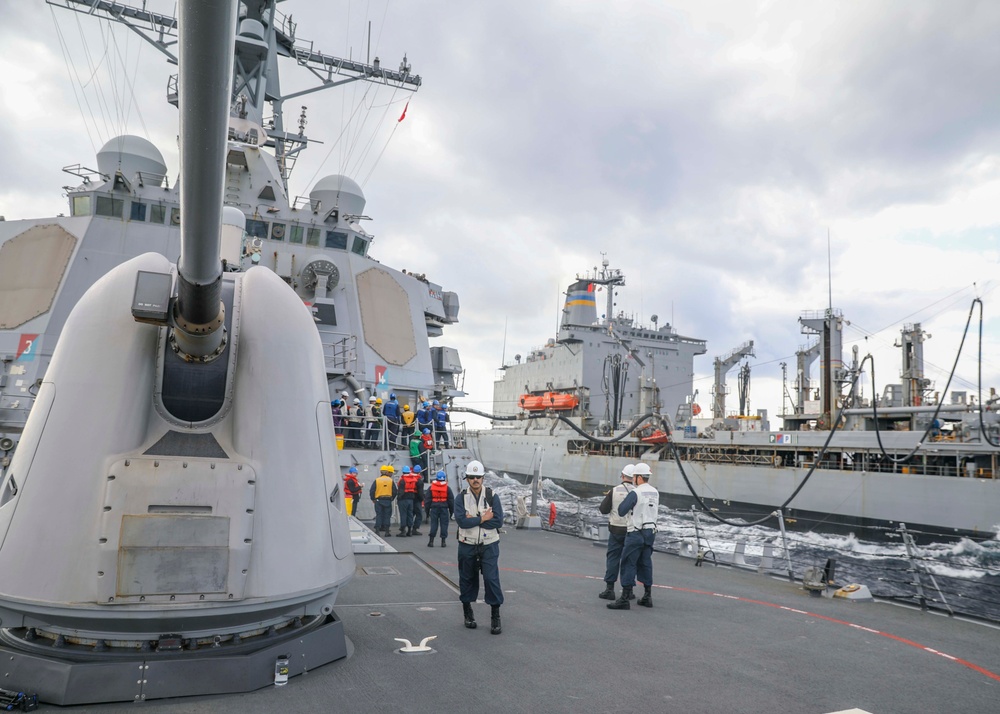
(306, 227), (321, 246)
(271, 222), (286, 241)
(246, 219), (268, 240)
(150, 204), (166, 224)
(71, 194), (91, 217)
(96, 195), (124, 218)
(325, 231), (348, 250)
(130, 201), (147, 222)
(289, 225), (304, 244)
(170, 207), (181, 225)
(351, 236), (367, 256)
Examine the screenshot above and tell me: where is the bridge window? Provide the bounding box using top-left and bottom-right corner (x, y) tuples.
(325, 231), (348, 250)
(246, 219), (268, 240)
(307, 227), (321, 246)
(271, 222), (286, 241)
(150, 204), (167, 224)
(96, 195), (124, 218)
(289, 225), (304, 244)
(130, 201), (147, 221)
(351, 236), (367, 256)
(71, 195), (91, 217)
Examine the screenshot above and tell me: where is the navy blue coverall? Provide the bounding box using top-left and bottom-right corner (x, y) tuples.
(454, 489), (504, 606)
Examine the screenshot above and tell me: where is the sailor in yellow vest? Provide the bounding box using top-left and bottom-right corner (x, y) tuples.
(369, 464), (397, 538)
(597, 463), (635, 601)
(607, 462), (659, 610)
(454, 460), (504, 634)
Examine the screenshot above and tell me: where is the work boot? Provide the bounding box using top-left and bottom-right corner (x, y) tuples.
(607, 587), (632, 610)
(383, 530), (391, 538)
(440, 537), (446, 547)
(427, 536), (434, 547)
(628, 590), (636, 600)
(463, 602), (477, 629)
(638, 586), (653, 608)
(412, 528), (422, 536)
(398, 529), (407, 537)
(598, 583), (616, 600)
(490, 606), (502, 635)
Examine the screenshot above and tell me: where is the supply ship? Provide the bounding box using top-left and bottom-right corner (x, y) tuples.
(468, 257), (1000, 541)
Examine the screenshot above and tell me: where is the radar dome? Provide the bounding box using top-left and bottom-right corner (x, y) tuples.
(310, 174), (366, 216)
(96, 135), (167, 182)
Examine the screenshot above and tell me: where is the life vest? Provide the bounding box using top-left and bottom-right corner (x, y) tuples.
(400, 473), (419, 495)
(421, 433), (434, 450)
(458, 487), (499, 545)
(627, 482), (659, 532)
(608, 482), (635, 529)
(374, 475), (394, 499)
(402, 411), (416, 426)
(430, 480), (449, 504)
(343, 475), (361, 495)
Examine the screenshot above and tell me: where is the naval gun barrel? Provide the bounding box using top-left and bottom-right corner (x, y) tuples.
(174, 0), (237, 355)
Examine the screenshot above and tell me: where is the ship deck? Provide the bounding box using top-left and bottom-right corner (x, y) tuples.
(64, 527), (1000, 713)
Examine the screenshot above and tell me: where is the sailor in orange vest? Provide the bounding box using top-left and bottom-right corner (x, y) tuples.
(396, 466), (421, 536)
(424, 470), (455, 547)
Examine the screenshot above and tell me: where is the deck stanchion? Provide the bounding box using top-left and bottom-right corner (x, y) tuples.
(775, 509), (795, 582)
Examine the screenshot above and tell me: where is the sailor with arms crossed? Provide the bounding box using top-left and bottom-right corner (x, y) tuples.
(607, 462), (659, 610)
(598, 463), (635, 601)
(454, 460), (505, 634)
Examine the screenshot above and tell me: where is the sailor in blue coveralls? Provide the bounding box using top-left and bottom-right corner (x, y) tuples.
(607, 462), (659, 610)
(597, 463), (635, 601)
(454, 460), (504, 634)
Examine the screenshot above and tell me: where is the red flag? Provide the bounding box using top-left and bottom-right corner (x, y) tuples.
(398, 101), (409, 123)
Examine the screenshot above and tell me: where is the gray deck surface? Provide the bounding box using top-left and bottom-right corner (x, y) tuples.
(61, 528), (1000, 713)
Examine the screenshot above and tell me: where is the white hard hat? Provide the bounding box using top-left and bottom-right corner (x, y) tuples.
(621, 464), (635, 479)
(465, 460), (485, 477)
(632, 462), (652, 478)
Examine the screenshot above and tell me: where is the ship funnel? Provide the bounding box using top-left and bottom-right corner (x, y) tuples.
(562, 279), (598, 328)
(172, 0), (238, 358)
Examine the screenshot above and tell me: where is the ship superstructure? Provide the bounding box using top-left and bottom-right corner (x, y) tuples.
(0, 0), (465, 472)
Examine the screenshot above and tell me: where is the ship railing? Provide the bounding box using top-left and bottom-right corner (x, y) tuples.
(528, 489), (1000, 624)
(319, 333), (357, 373)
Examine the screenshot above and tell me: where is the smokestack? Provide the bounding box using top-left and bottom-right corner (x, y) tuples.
(173, 0), (237, 358)
(562, 279), (598, 328)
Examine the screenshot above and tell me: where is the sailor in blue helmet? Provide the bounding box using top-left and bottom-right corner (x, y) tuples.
(416, 401), (433, 434)
(383, 392), (401, 448)
(434, 402), (450, 448)
(396, 466), (419, 536)
(607, 462), (659, 610)
(454, 460), (504, 634)
(425, 470), (455, 547)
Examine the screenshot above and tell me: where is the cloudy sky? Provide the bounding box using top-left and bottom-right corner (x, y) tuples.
(3, 0), (1000, 426)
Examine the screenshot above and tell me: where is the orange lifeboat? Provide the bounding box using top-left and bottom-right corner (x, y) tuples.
(519, 392), (580, 411)
(543, 392), (579, 411)
(640, 429), (669, 444)
(691, 403), (702, 416)
(519, 394), (545, 411)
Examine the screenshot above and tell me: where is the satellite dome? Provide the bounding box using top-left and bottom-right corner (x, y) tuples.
(96, 135), (167, 182)
(309, 174), (366, 217)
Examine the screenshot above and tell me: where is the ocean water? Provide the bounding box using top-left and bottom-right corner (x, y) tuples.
(487, 474), (1000, 624)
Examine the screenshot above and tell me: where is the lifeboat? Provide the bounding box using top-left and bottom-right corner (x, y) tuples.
(691, 403), (702, 416)
(519, 394), (545, 411)
(640, 429), (669, 444)
(519, 392), (580, 411)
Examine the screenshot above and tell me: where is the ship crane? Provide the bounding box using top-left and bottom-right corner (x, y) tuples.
(711, 340), (754, 421)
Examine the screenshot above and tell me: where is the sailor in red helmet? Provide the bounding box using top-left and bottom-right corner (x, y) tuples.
(455, 460), (504, 634)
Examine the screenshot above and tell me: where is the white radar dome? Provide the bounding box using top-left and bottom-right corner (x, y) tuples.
(96, 135), (168, 182)
(310, 174), (366, 217)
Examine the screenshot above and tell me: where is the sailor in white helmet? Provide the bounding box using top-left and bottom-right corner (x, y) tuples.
(454, 460), (505, 634)
(607, 462), (659, 610)
(597, 464), (636, 601)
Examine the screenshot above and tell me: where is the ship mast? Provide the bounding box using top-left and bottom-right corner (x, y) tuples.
(47, 0), (421, 193)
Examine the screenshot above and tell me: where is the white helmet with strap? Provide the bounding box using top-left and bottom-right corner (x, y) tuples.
(465, 460), (485, 477)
